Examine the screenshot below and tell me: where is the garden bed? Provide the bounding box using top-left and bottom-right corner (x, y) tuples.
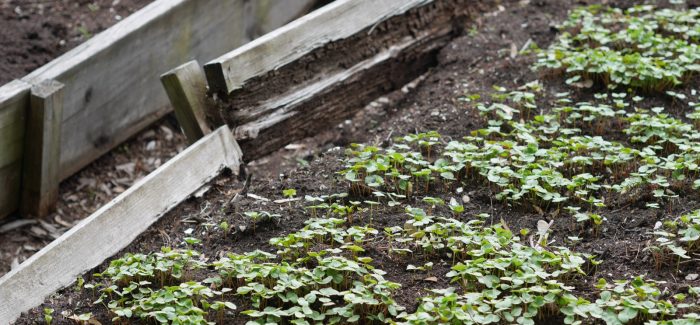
(12, 0), (700, 324)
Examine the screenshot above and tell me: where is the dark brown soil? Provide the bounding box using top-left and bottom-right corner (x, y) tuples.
(0, 0), (152, 86)
(13, 0), (700, 324)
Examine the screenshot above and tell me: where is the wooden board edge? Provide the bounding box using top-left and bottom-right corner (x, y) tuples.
(204, 0), (432, 94)
(0, 80), (32, 105)
(0, 126), (241, 324)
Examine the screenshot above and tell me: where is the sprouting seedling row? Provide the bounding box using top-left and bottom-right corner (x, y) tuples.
(533, 5), (700, 92)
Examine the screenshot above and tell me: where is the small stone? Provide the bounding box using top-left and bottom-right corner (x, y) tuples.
(145, 140), (157, 151)
(29, 226), (48, 237)
(686, 274), (698, 281)
(462, 195), (471, 203)
(423, 277), (438, 283)
(11, 257), (20, 270)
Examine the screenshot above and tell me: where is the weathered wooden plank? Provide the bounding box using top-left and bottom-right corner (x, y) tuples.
(0, 126), (242, 324)
(204, 0), (431, 94)
(0, 80), (31, 220)
(20, 0), (312, 181)
(0, 110), (25, 169)
(238, 28), (453, 161)
(207, 0), (481, 161)
(20, 80), (64, 218)
(0, 162), (23, 221)
(250, 0), (320, 37)
(0, 80), (31, 168)
(161, 60), (212, 144)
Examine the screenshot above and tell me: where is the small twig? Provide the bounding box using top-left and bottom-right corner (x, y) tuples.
(228, 171), (252, 205)
(384, 130), (394, 143)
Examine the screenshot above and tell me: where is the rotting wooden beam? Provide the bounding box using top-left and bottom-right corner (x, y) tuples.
(20, 80), (64, 218)
(204, 0), (433, 95)
(203, 0), (482, 161)
(161, 60), (212, 144)
(0, 80), (32, 220)
(0, 125), (242, 324)
(235, 28), (451, 161)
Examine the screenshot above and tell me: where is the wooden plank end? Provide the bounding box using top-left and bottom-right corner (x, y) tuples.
(203, 61), (229, 95)
(21, 80), (65, 218)
(161, 60), (213, 144)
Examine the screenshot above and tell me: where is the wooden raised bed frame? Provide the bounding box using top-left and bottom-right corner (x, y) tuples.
(0, 0), (315, 220)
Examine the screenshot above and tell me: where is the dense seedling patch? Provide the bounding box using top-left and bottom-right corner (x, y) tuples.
(386, 211), (593, 324)
(341, 83), (700, 233)
(649, 209), (700, 270)
(214, 251), (403, 324)
(91, 248), (234, 324)
(534, 5), (700, 91)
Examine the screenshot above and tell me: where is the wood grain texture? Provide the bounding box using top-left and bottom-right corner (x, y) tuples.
(208, 0), (484, 161)
(250, 0), (319, 37)
(0, 162), (23, 221)
(0, 126), (242, 324)
(20, 0), (314, 181)
(20, 80), (64, 217)
(0, 80), (31, 168)
(204, 0), (432, 95)
(161, 60), (212, 144)
(0, 80), (31, 220)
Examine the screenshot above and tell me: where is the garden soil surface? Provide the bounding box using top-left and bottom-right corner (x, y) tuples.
(14, 0), (700, 323)
(0, 0), (152, 85)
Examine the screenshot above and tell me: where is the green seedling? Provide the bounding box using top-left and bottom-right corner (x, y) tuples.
(244, 211), (281, 233)
(43, 308), (54, 325)
(219, 221), (229, 236)
(282, 188), (297, 207)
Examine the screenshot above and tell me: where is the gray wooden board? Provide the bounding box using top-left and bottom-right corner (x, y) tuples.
(0, 126), (242, 324)
(21, 0), (314, 181)
(0, 162), (23, 221)
(0, 80), (31, 220)
(251, 0), (319, 37)
(0, 80), (31, 168)
(235, 26), (454, 161)
(22, 0), (245, 181)
(204, 0), (431, 94)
